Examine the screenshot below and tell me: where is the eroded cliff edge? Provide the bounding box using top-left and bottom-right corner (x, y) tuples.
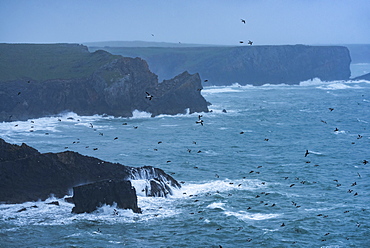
(0, 43), (208, 122)
(0, 138), (181, 208)
(89, 45), (351, 85)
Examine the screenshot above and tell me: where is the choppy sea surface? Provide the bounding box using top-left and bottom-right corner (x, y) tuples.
(1, 78), (370, 248)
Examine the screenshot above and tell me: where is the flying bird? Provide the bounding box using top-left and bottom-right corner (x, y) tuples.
(248, 40), (253, 45)
(145, 92), (153, 100)
(304, 150), (309, 157)
(196, 119), (204, 126)
(241, 19), (246, 24)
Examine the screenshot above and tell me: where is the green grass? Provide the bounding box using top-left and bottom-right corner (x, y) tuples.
(0, 43), (119, 82)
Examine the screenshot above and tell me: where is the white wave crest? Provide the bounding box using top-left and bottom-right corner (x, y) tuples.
(130, 110), (152, 119)
(318, 83), (362, 90)
(299, 78), (369, 90)
(224, 210), (280, 221)
(299, 78), (327, 86)
(171, 179), (266, 198)
(202, 87), (242, 94)
(206, 202), (226, 210)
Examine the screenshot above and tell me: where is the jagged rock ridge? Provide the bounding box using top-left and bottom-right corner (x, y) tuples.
(0, 139), (181, 212)
(0, 43), (208, 122)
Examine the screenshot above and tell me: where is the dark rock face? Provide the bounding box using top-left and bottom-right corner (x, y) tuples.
(0, 139), (180, 205)
(0, 138), (39, 162)
(147, 71), (207, 116)
(72, 180), (141, 214)
(93, 45), (351, 86)
(0, 44), (208, 122)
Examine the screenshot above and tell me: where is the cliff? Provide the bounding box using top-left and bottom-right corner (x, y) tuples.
(353, 72), (370, 81)
(88, 45), (351, 85)
(72, 180), (142, 214)
(0, 43), (208, 122)
(345, 44), (370, 63)
(0, 138), (180, 205)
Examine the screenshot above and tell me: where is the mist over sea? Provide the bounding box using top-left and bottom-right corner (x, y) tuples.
(1, 75), (370, 247)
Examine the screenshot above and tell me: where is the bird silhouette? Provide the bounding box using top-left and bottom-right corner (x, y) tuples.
(196, 120), (204, 126)
(248, 40), (253, 45)
(145, 92), (153, 100)
(304, 150), (309, 157)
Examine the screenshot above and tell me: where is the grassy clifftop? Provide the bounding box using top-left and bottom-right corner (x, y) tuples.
(0, 43), (118, 82)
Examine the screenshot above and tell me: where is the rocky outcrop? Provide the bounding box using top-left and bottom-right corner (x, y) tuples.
(0, 138), (39, 162)
(353, 72), (370, 81)
(72, 180), (142, 214)
(0, 139), (180, 207)
(91, 45), (351, 85)
(127, 166), (181, 197)
(0, 43), (208, 122)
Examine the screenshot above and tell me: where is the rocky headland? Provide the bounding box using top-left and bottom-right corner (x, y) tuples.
(0, 43), (208, 122)
(88, 44), (352, 85)
(0, 138), (181, 213)
(353, 72), (370, 81)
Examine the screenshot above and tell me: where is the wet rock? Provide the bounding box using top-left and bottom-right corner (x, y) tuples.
(0, 139), (180, 204)
(46, 201), (60, 206)
(71, 180), (141, 214)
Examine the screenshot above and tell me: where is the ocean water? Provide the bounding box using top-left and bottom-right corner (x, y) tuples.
(0, 78), (370, 248)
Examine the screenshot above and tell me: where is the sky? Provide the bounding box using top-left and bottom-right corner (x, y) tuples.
(1, 0), (369, 46)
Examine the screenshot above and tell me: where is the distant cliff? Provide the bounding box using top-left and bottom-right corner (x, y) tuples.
(345, 44), (370, 63)
(0, 43), (208, 122)
(88, 45), (351, 85)
(353, 72), (370, 81)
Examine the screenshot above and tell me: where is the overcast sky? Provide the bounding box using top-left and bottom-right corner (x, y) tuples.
(1, 0), (369, 45)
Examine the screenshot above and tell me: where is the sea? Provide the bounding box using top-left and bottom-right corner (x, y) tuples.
(0, 67), (370, 247)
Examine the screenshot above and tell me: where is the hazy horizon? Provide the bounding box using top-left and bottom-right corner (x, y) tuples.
(1, 0), (370, 46)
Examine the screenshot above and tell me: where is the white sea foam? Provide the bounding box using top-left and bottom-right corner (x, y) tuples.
(202, 85), (243, 94)
(224, 211), (280, 221)
(206, 202), (226, 210)
(318, 83), (362, 90)
(0, 194), (181, 226)
(171, 179), (266, 198)
(261, 83), (289, 87)
(299, 78), (328, 86)
(130, 110), (152, 119)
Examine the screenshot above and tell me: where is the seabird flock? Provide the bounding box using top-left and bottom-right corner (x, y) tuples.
(6, 18), (368, 247)
(240, 18), (253, 45)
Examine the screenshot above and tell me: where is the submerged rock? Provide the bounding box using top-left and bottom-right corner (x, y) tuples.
(72, 180), (141, 214)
